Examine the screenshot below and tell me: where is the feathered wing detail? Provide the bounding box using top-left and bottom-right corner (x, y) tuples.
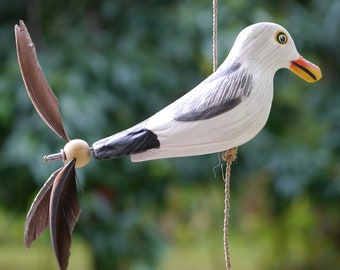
(24, 168), (62, 248)
(15, 20), (69, 141)
(174, 63), (253, 121)
(49, 159), (80, 270)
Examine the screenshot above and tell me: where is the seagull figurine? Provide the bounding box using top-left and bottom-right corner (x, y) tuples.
(16, 21), (321, 270)
(92, 22), (322, 162)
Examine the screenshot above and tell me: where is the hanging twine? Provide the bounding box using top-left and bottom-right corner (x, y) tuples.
(222, 147), (237, 270)
(212, 1), (237, 269)
(212, 0), (218, 72)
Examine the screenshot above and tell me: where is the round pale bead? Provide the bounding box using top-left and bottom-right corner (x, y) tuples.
(63, 139), (91, 168)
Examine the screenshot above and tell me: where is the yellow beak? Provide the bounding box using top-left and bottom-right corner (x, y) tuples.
(290, 56), (322, 83)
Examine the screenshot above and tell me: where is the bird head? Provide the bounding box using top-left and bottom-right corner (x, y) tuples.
(228, 22), (322, 83)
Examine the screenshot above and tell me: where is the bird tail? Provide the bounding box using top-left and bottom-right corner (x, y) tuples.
(92, 128), (160, 160)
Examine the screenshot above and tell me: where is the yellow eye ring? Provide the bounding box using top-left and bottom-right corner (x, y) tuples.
(275, 31), (288, 44)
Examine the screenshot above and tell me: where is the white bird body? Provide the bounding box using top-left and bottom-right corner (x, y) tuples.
(92, 22), (321, 162)
(131, 68), (273, 161)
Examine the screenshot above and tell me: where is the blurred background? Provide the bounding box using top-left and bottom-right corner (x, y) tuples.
(0, 0), (339, 269)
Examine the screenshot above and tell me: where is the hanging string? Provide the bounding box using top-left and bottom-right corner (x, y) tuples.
(222, 147), (237, 270)
(212, 0), (218, 72)
(212, 1), (237, 269)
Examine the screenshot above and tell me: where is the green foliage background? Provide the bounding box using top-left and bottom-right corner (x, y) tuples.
(0, 0), (339, 269)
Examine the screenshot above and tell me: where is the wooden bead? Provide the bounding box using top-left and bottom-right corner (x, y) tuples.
(63, 139), (90, 168)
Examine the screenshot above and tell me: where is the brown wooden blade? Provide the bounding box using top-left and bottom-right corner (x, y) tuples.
(15, 20), (69, 142)
(24, 168), (62, 248)
(49, 159), (80, 270)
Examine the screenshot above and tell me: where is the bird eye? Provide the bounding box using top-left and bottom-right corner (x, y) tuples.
(275, 31), (288, 44)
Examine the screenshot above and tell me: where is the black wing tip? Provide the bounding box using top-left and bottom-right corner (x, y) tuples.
(93, 129), (160, 160)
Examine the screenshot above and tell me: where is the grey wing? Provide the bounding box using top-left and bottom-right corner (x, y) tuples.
(174, 63), (253, 122)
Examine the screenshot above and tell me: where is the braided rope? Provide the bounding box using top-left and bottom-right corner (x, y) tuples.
(212, 1), (237, 268)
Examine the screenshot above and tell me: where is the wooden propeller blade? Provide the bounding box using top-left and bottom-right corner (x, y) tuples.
(49, 159), (80, 270)
(15, 20), (69, 142)
(24, 168), (62, 248)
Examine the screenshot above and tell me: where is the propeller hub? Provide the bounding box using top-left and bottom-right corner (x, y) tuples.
(64, 139), (91, 168)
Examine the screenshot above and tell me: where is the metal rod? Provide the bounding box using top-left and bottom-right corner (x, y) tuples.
(43, 150), (64, 163)
(43, 147), (94, 163)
